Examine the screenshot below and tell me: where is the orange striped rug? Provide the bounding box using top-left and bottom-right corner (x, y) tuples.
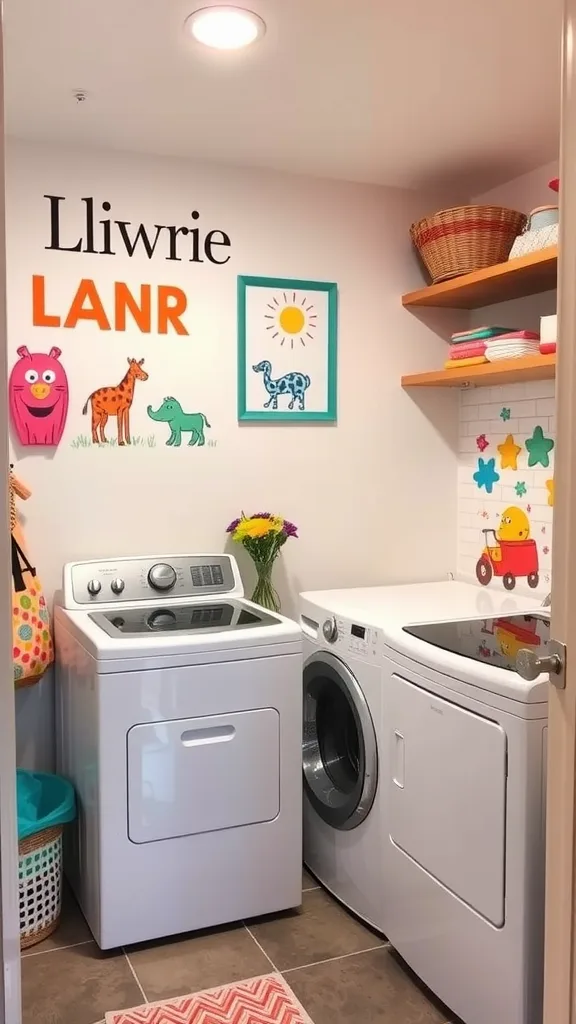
(105, 973), (315, 1024)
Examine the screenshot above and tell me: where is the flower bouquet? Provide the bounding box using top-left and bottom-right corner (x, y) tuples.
(226, 512), (298, 613)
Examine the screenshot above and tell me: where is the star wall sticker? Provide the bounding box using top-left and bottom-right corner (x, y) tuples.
(473, 457), (500, 494)
(546, 478), (555, 506)
(525, 425), (554, 468)
(500, 407), (511, 422)
(476, 434), (489, 452)
(515, 481), (527, 497)
(497, 433), (522, 470)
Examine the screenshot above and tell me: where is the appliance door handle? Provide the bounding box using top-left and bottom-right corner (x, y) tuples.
(393, 730), (405, 789)
(181, 725), (236, 747)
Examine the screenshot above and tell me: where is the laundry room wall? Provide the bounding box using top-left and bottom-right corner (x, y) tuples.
(7, 139), (462, 768)
(456, 159), (558, 596)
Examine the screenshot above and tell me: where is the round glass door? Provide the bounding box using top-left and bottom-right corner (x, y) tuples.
(302, 650), (378, 830)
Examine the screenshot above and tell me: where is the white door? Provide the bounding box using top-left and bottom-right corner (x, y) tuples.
(0, 12), (22, 1024)
(543, 0), (576, 1019)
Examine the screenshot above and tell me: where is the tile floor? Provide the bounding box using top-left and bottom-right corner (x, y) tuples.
(21, 870), (460, 1024)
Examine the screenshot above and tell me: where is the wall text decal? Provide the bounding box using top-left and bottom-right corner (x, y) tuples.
(44, 195), (232, 264)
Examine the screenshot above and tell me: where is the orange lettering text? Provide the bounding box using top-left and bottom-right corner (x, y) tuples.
(63, 279), (111, 330)
(158, 285), (188, 335)
(32, 275), (60, 327)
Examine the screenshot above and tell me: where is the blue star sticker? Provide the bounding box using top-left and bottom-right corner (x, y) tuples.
(473, 457), (500, 494)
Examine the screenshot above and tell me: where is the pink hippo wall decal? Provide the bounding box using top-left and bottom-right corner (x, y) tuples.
(9, 346), (69, 446)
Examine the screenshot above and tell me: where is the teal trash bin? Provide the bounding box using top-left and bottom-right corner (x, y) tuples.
(17, 769), (76, 949)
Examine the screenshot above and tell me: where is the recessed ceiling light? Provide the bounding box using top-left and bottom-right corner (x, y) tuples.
(185, 6), (265, 50)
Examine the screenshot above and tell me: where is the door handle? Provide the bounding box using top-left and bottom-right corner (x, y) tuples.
(393, 730), (405, 789)
(516, 639), (566, 689)
(181, 725), (236, 746)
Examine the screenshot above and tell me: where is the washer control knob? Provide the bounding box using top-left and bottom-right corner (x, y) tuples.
(110, 578), (125, 595)
(87, 579), (101, 596)
(322, 617), (338, 643)
(148, 563), (177, 591)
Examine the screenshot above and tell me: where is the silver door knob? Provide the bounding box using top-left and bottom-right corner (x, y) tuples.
(516, 647), (562, 681)
(322, 617), (338, 643)
(87, 579), (101, 596)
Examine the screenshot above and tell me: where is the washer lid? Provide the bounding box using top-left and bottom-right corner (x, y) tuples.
(90, 599), (278, 638)
(403, 612), (549, 673)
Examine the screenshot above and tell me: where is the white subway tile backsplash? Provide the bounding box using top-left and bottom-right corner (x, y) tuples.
(536, 398), (556, 417)
(457, 380), (555, 597)
(460, 404), (479, 422)
(509, 399), (537, 418)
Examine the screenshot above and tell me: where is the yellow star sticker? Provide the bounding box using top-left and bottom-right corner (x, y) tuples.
(497, 433), (522, 471)
(546, 478), (554, 506)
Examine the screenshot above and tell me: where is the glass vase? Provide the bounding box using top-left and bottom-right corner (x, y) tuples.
(251, 560), (281, 613)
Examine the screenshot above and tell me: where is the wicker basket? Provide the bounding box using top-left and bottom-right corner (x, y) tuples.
(19, 825), (63, 949)
(410, 205), (527, 283)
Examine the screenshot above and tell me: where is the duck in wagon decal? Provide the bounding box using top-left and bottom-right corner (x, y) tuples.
(476, 506), (539, 591)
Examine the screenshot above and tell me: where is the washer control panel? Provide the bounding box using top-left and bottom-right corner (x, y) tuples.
(69, 554), (237, 605)
(322, 617), (381, 664)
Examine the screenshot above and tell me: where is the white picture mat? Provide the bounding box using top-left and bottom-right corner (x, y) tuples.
(244, 284), (330, 413)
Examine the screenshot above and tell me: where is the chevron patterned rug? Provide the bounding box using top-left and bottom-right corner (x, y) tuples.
(105, 972), (315, 1024)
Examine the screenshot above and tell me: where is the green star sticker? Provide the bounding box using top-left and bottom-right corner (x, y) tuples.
(525, 425), (554, 468)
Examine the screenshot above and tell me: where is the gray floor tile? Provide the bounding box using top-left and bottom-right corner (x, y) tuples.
(22, 885), (92, 956)
(126, 923), (272, 1001)
(21, 942), (143, 1024)
(247, 888), (383, 971)
(286, 946), (450, 1024)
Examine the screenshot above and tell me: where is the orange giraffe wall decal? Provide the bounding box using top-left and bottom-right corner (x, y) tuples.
(82, 357), (149, 445)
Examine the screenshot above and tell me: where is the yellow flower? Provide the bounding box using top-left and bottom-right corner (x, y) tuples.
(234, 517), (276, 540)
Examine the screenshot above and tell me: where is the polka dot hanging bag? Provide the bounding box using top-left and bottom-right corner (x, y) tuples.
(10, 468), (53, 687)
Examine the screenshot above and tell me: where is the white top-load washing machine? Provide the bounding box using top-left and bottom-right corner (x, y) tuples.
(55, 553), (302, 949)
(381, 608), (548, 1024)
(299, 580), (536, 937)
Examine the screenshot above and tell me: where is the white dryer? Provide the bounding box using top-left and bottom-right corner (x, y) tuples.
(55, 553), (302, 949)
(382, 610), (548, 1024)
(299, 580), (533, 936)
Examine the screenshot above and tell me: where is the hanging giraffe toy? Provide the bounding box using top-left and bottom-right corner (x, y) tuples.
(10, 465), (53, 687)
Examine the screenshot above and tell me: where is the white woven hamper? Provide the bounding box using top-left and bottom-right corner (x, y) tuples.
(18, 825), (63, 949)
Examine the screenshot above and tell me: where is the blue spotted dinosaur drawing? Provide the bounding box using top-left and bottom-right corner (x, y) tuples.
(252, 360), (311, 411)
(147, 397), (211, 446)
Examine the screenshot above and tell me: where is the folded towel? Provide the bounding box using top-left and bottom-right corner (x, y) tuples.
(444, 356), (487, 369)
(486, 330), (540, 342)
(486, 346), (541, 362)
(451, 326), (512, 342)
(540, 341), (556, 354)
(449, 342), (487, 359)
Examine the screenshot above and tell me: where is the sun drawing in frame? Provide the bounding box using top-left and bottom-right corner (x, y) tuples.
(264, 291), (317, 349)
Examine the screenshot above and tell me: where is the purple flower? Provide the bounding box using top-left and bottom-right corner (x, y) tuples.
(282, 519), (298, 538)
(226, 517), (241, 533)
(252, 512), (272, 519)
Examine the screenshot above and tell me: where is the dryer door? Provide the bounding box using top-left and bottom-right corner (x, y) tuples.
(303, 651), (377, 830)
(388, 672), (507, 926)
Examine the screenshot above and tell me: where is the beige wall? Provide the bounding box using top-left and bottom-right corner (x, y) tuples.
(8, 139), (460, 766)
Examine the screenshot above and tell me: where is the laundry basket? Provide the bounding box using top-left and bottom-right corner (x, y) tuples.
(410, 205), (527, 283)
(17, 769), (76, 950)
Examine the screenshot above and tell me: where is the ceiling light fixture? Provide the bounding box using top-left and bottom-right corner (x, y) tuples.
(185, 6), (265, 50)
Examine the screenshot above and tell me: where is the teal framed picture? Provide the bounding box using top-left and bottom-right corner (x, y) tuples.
(237, 275), (338, 421)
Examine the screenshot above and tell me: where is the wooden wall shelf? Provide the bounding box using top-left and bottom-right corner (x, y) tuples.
(402, 246), (558, 309)
(401, 354), (556, 389)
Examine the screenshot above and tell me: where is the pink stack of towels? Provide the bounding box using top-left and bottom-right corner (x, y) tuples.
(445, 326), (541, 369)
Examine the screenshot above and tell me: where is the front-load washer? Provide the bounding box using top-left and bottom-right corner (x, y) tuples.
(55, 553), (302, 949)
(300, 581), (539, 938)
(381, 610), (548, 1024)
